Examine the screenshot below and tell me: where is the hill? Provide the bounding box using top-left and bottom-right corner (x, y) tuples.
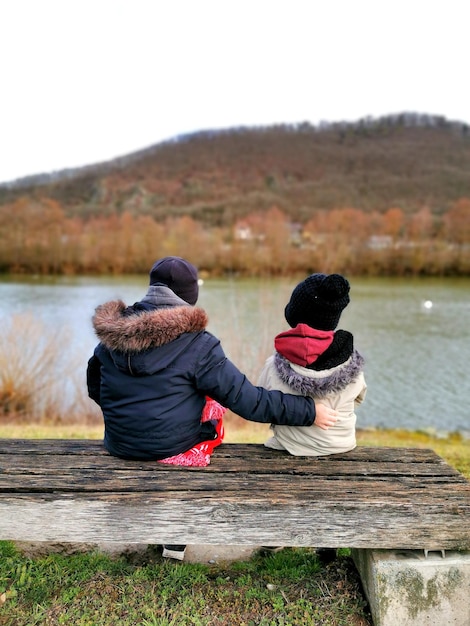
(1, 112), (469, 226)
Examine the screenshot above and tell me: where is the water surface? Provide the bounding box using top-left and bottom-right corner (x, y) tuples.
(1, 275), (469, 435)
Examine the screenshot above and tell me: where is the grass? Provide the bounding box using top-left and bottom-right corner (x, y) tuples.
(0, 543), (371, 626)
(0, 422), (468, 625)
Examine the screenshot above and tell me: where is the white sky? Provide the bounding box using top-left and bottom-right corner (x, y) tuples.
(1, 0), (469, 184)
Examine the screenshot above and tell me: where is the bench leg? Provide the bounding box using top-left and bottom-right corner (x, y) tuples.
(351, 549), (470, 626)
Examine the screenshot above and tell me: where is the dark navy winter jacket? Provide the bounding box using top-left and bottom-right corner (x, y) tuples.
(87, 287), (317, 460)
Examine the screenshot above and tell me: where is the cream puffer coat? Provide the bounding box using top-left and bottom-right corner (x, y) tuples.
(258, 331), (367, 456)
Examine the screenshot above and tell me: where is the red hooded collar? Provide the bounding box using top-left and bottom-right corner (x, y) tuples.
(274, 323), (335, 367)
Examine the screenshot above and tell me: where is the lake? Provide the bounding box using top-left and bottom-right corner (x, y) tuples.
(0, 275), (469, 436)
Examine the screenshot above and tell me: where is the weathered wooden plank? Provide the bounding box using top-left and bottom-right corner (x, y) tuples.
(214, 444), (448, 464)
(0, 454), (464, 479)
(2, 489), (469, 505)
(0, 439), (468, 550)
(0, 441), (463, 478)
(2, 471), (470, 494)
(0, 493), (468, 549)
(0, 439), (451, 465)
(0, 439), (108, 455)
(0, 460), (470, 496)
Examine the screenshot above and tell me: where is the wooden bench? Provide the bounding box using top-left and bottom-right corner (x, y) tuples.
(2, 439), (470, 625)
(0, 438), (469, 550)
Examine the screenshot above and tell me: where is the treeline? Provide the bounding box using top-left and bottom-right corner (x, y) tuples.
(1, 197), (468, 276)
(1, 114), (470, 231)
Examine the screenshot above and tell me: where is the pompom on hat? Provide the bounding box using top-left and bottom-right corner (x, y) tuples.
(149, 257), (199, 305)
(284, 273), (350, 330)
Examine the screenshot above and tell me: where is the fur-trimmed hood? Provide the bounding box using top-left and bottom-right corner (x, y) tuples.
(274, 349), (365, 399)
(92, 299), (209, 377)
(92, 300), (208, 352)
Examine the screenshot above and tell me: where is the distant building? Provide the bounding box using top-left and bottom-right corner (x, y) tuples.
(234, 222), (253, 241)
(367, 235), (393, 250)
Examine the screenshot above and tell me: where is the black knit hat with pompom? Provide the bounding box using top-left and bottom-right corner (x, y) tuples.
(284, 273), (350, 330)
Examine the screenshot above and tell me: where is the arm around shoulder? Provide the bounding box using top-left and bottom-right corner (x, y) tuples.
(194, 333), (323, 427)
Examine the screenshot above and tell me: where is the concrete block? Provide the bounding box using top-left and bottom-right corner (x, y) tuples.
(352, 549), (470, 626)
(185, 544), (259, 564)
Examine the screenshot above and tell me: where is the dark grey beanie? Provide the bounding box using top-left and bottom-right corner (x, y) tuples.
(284, 273), (350, 330)
(149, 257), (199, 305)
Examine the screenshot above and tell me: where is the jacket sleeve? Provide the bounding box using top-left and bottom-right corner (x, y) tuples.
(86, 353), (102, 406)
(355, 373), (367, 406)
(194, 334), (316, 427)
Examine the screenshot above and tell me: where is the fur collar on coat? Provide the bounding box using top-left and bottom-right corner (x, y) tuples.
(92, 300), (208, 353)
(274, 350), (364, 399)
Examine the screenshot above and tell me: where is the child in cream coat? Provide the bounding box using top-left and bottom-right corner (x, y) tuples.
(259, 273), (366, 456)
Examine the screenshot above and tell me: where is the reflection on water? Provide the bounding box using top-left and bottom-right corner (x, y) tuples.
(0, 275), (469, 435)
